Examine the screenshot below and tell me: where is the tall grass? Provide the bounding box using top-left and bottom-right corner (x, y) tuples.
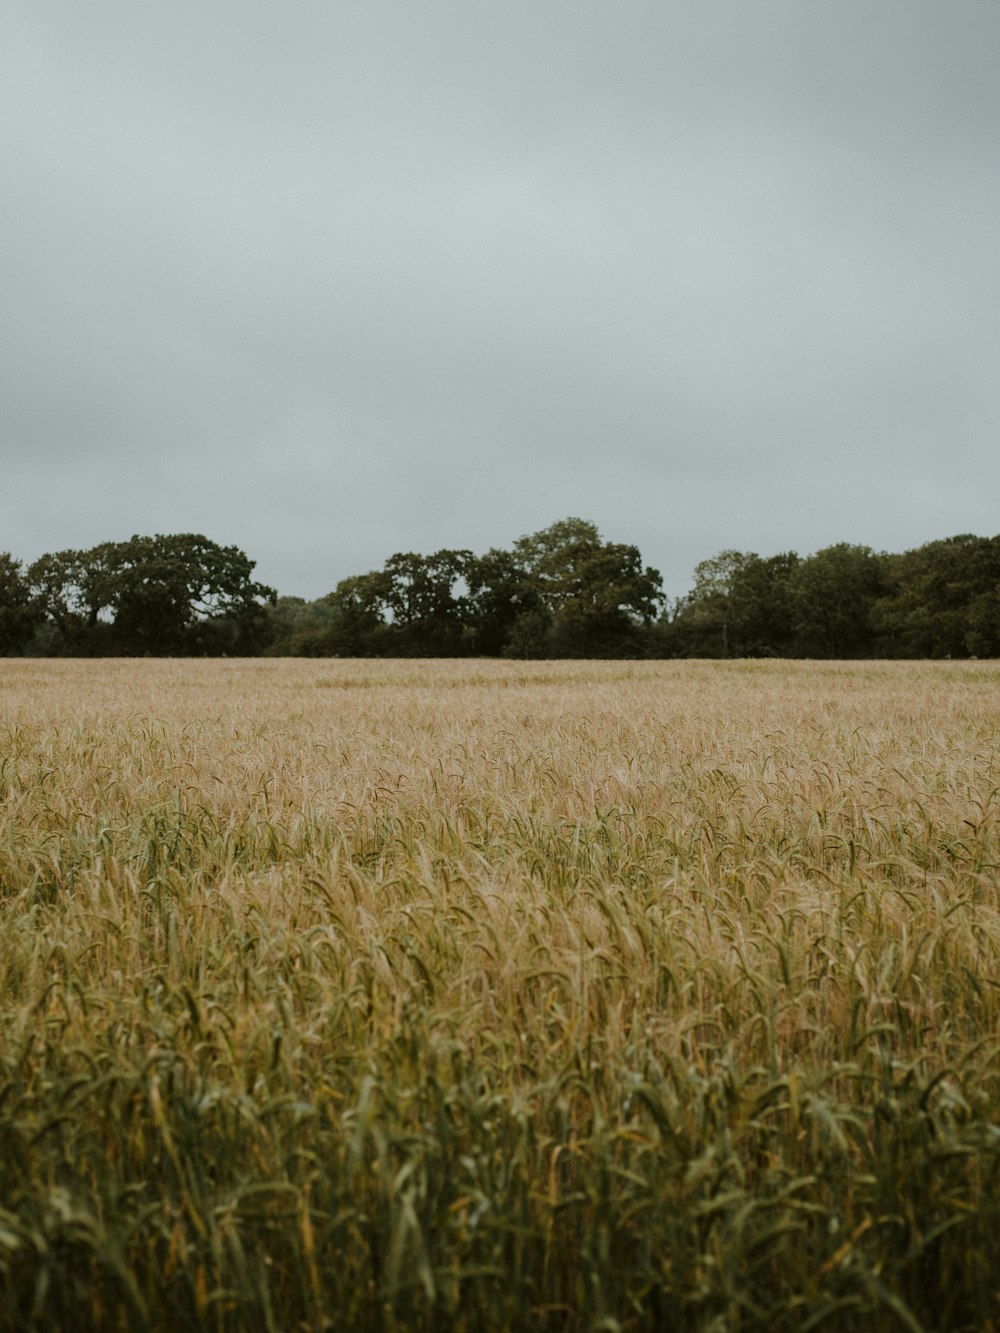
(1, 659), (999, 1330)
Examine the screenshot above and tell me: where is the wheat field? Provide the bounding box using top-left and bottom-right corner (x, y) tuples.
(1, 658), (999, 1331)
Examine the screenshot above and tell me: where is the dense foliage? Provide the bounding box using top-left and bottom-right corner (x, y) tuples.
(2, 523), (999, 657)
(657, 535), (1000, 660)
(265, 519), (663, 660)
(4, 535), (276, 657)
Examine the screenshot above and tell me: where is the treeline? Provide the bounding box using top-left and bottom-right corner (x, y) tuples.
(0, 534), (275, 658)
(2, 520), (998, 658)
(267, 518), (660, 658)
(665, 536), (1000, 660)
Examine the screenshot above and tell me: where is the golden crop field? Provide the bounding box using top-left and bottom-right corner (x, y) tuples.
(2, 658), (1000, 1331)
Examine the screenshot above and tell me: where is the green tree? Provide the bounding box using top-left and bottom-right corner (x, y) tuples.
(872, 535), (1000, 658)
(502, 607), (555, 659)
(550, 540), (663, 656)
(263, 596), (340, 656)
(28, 535), (276, 655)
(966, 586), (1000, 657)
(512, 518), (601, 590)
(464, 547), (539, 656)
(790, 543), (888, 658)
(0, 553), (42, 655)
(27, 546), (117, 652)
(508, 519), (663, 657)
(106, 535), (276, 655)
(380, 550), (475, 656)
(727, 551), (801, 656)
(677, 550), (749, 656)
(319, 571), (394, 656)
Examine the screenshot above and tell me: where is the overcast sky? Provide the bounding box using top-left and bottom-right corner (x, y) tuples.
(4, 2), (999, 601)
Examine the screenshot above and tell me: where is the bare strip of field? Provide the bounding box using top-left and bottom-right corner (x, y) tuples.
(1, 659), (999, 1331)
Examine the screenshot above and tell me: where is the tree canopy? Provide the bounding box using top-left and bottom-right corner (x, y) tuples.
(0, 554), (41, 655)
(22, 535), (275, 656)
(297, 520), (664, 659)
(661, 536), (1000, 660)
(871, 535), (1000, 659)
(3, 522), (999, 658)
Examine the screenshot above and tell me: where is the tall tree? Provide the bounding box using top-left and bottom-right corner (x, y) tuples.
(677, 550), (749, 656)
(262, 596), (340, 656)
(512, 518), (601, 588)
(0, 554), (42, 655)
(27, 546), (117, 652)
(28, 535), (276, 655)
(790, 544), (888, 658)
(381, 550), (475, 655)
(508, 519), (663, 657)
(319, 571), (393, 656)
(104, 534), (276, 654)
(873, 535), (1000, 658)
(966, 586), (1000, 658)
(464, 547), (539, 656)
(727, 551), (801, 656)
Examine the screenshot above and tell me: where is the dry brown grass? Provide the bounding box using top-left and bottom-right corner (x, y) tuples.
(2, 658), (999, 1330)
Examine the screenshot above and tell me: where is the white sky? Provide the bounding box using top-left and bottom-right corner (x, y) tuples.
(4, 2), (999, 600)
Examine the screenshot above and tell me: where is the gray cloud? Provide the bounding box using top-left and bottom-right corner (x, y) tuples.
(4, 2), (1000, 600)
